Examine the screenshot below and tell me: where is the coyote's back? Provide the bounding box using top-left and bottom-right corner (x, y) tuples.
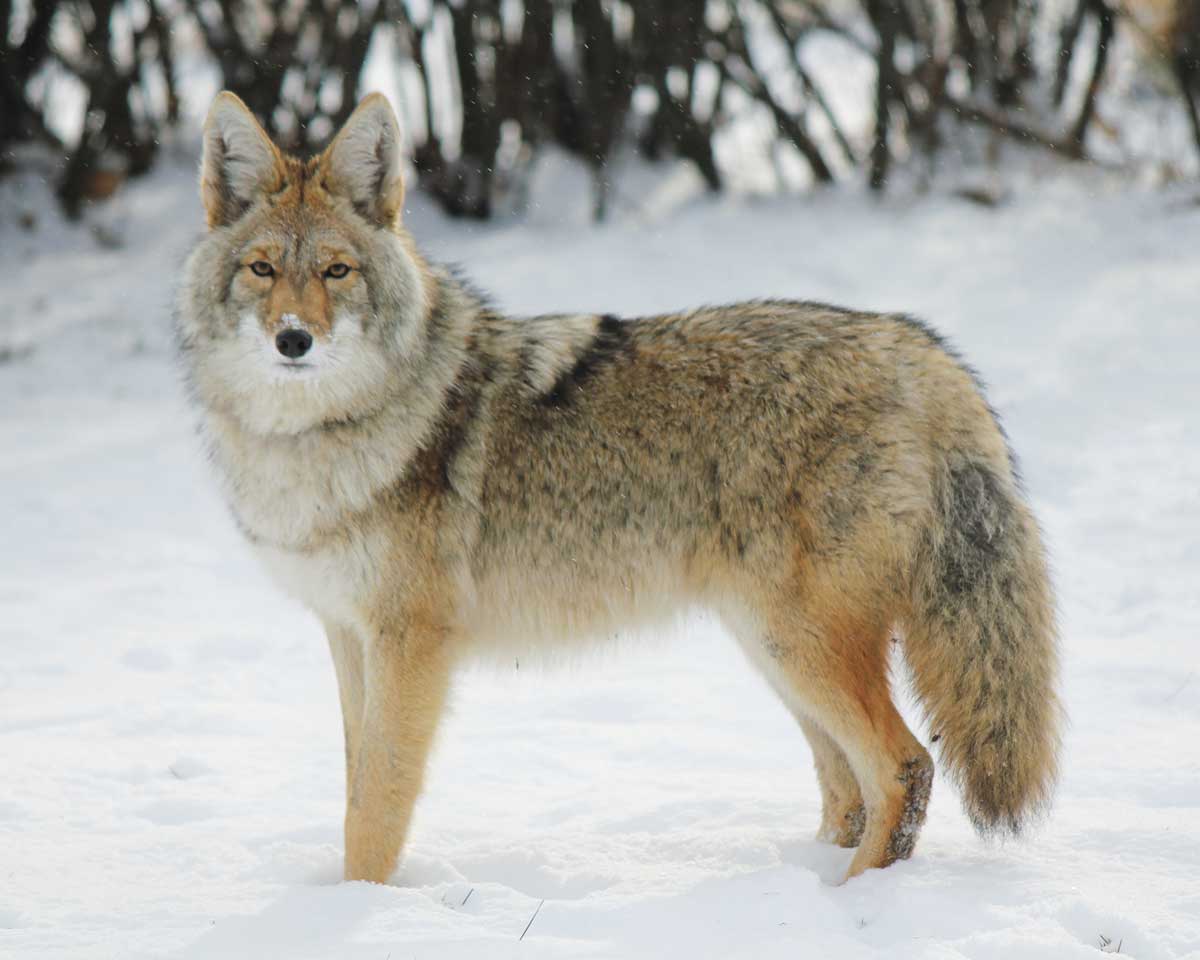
(179, 90), (1062, 886)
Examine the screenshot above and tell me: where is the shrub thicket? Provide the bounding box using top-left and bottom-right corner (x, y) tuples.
(2, 0), (1195, 218)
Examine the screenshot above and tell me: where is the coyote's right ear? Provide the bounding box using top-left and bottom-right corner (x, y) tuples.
(200, 92), (285, 228)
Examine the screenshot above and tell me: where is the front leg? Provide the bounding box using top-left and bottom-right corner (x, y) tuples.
(324, 621), (365, 803)
(343, 619), (452, 883)
(797, 716), (865, 847)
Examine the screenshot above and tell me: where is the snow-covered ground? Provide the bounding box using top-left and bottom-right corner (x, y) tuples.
(2, 155), (1199, 960)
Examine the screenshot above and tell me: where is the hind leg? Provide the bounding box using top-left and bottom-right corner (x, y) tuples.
(749, 603), (933, 881)
(797, 717), (865, 847)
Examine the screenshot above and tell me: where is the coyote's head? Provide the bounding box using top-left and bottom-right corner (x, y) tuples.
(179, 93), (429, 435)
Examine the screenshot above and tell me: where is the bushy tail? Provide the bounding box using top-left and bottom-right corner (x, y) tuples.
(904, 453), (1063, 835)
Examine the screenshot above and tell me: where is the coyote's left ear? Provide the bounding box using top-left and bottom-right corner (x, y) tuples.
(321, 94), (405, 227)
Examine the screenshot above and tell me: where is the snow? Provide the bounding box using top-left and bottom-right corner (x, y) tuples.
(2, 156), (1199, 960)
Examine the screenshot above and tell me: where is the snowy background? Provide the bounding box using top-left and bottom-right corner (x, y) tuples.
(2, 145), (1199, 959)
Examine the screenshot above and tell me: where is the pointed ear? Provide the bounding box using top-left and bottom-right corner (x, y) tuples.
(200, 92), (285, 229)
(320, 94), (405, 227)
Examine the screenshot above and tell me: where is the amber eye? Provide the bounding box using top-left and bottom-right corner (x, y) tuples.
(324, 262), (351, 279)
(249, 260), (274, 278)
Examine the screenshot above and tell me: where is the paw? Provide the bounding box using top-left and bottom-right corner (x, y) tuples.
(816, 800), (866, 847)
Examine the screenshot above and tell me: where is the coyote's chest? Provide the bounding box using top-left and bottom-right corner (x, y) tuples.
(207, 413), (410, 628)
(234, 454), (393, 628)
(252, 529), (388, 629)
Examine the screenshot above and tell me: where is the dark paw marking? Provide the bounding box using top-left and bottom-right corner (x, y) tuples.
(837, 802), (867, 848)
(885, 756), (934, 863)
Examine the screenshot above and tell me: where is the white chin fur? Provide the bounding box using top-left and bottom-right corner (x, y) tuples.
(196, 311), (393, 435)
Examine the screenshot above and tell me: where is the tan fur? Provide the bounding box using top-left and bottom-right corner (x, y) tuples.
(179, 93), (1064, 885)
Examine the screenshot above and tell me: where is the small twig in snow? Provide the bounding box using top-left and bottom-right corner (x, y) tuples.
(519, 899), (545, 941)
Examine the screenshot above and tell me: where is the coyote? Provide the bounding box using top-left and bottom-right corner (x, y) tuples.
(178, 92), (1062, 885)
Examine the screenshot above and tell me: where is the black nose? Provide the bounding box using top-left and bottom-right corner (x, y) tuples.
(275, 328), (313, 359)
